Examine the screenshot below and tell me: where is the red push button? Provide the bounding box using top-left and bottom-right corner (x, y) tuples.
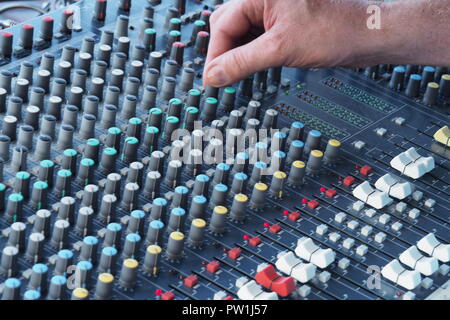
(307, 200), (319, 209)
(325, 188), (337, 198)
(288, 211), (300, 221)
(206, 261), (220, 273)
(184, 275), (198, 288)
(343, 176), (355, 186)
(249, 236), (261, 247)
(228, 248), (241, 260)
(269, 224), (281, 233)
(271, 276), (296, 297)
(255, 265), (296, 297)
(255, 265), (278, 289)
(360, 165), (372, 176)
(161, 291), (175, 300)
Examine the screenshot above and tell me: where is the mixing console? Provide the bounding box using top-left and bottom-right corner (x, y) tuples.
(0, 0), (448, 301)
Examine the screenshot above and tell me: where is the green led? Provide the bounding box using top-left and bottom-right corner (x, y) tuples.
(333, 82), (394, 112)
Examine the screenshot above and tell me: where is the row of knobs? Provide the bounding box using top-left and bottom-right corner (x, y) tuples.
(362, 64), (450, 106)
(0, 0), (216, 177)
(0, 104), (340, 296)
(389, 65), (450, 105)
(0, 111), (339, 225)
(0, 0), (218, 58)
(0, 138), (337, 300)
(0, 10), (74, 57)
(2, 259), (146, 300)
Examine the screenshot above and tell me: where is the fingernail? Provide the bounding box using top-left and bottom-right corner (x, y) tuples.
(206, 64), (229, 87)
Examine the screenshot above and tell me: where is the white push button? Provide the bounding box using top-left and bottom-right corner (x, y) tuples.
(381, 259), (421, 290)
(399, 246), (439, 276)
(353, 181), (393, 209)
(374, 174), (412, 199)
(275, 251), (317, 283)
(390, 147), (435, 179)
(417, 233), (450, 263)
(295, 237), (335, 269)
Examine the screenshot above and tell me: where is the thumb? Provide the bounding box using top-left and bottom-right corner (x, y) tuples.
(203, 31), (283, 87)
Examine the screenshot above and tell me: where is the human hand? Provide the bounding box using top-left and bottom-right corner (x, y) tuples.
(203, 0), (392, 88)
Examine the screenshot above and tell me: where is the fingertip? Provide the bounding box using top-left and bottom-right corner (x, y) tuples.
(203, 61), (230, 88)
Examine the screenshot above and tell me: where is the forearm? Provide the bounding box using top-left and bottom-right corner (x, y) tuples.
(356, 0), (450, 66)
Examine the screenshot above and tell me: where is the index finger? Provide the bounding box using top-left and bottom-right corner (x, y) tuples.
(204, 0), (264, 77)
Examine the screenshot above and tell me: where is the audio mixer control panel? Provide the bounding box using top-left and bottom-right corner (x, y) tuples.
(0, 0), (447, 300)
